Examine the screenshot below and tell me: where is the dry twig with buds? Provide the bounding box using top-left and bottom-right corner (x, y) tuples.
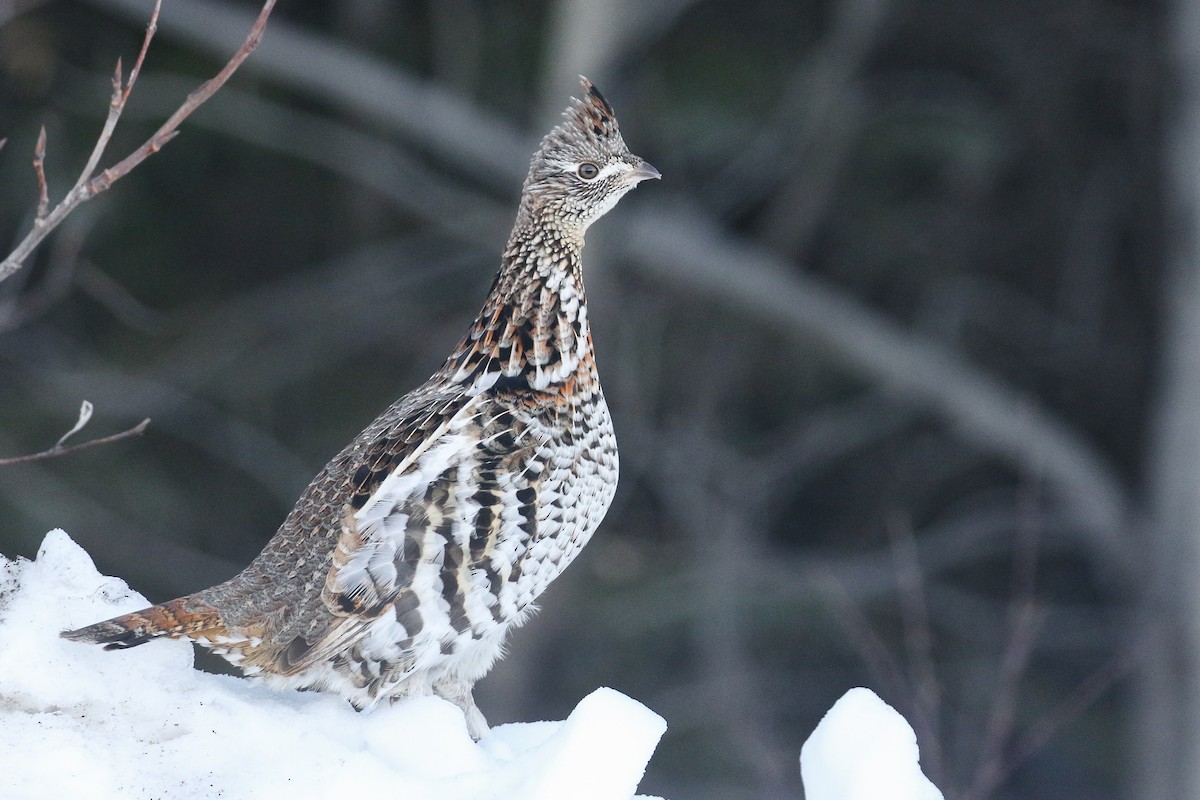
(0, 0), (277, 285)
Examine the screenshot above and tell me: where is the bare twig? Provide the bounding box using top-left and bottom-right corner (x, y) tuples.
(88, 0), (275, 196)
(0, 0), (277, 285)
(819, 574), (910, 704)
(1007, 650), (1133, 777)
(86, 2), (160, 178)
(965, 485), (1046, 800)
(0, 417), (150, 466)
(71, 55), (130, 196)
(2, 2), (161, 282)
(963, 599), (1043, 800)
(0, 215), (94, 333)
(74, 259), (168, 333)
(33, 127), (49, 220)
(121, 5), (158, 104)
(886, 512), (945, 786)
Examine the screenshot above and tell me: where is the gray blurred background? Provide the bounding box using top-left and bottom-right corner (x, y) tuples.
(1, 0), (1191, 797)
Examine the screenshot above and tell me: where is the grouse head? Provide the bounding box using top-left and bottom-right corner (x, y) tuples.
(519, 77), (660, 235)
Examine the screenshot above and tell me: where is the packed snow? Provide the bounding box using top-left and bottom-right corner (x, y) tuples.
(0, 531), (667, 800)
(801, 687), (945, 800)
(0, 531), (946, 800)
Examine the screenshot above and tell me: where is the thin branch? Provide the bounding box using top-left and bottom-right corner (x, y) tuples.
(0, 418), (150, 466)
(614, 207), (1136, 576)
(10, 1), (162, 280)
(1006, 650), (1133, 777)
(818, 574), (910, 704)
(83, 0), (160, 183)
(965, 485), (1046, 800)
(0, 0), (277, 285)
(0, 214), (94, 333)
(121, 3), (158, 104)
(962, 599), (1043, 800)
(70, 54), (132, 196)
(74, 259), (168, 333)
(33, 126), (49, 220)
(886, 511), (945, 786)
(86, 0), (530, 188)
(88, 0), (275, 196)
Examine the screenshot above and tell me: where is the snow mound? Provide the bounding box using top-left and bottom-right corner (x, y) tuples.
(0, 531), (667, 800)
(800, 687), (944, 800)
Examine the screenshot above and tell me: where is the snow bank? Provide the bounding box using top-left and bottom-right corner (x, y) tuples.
(0, 531), (951, 800)
(801, 687), (944, 800)
(0, 531), (667, 800)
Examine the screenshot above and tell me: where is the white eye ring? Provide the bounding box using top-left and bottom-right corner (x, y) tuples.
(577, 162), (600, 180)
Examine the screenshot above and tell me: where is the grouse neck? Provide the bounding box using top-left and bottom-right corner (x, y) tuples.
(446, 217), (593, 392)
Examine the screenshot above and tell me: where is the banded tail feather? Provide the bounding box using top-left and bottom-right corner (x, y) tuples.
(62, 596), (226, 650)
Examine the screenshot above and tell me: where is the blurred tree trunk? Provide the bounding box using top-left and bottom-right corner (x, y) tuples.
(1139, 1), (1200, 796)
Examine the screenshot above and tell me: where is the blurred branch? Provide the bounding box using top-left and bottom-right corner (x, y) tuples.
(611, 206), (1137, 575)
(109, 74), (509, 246)
(0, 428), (243, 592)
(0, 334), (315, 507)
(651, 334), (795, 792)
(887, 513), (944, 786)
(1135, 1), (1200, 796)
(915, 272), (1142, 395)
(818, 572), (910, 702)
(0, 1), (51, 27)
(539, 0), (626, 118)
(0, 239), (477, 505)
(1008, 650), (1133, 783)
(965, 491), (1045, 800)
(153, 242), (475, 397)
(0, 0), (277, 285)
(73, 259), (169, 333)
(0, 214), (92, 333)
(718, 0), (892, 221)
(608, 502), (1101, 640)
(539, 0), (701, 116)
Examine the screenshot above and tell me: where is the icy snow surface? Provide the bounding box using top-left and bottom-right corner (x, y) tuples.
(801, 687), (944, 800)
(0, 531), (667, 800)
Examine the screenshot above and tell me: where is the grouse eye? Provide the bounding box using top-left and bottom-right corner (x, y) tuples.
(577, 162), (600, 180)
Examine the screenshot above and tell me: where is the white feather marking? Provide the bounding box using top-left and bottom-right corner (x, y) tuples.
(354, 397), (482, 526)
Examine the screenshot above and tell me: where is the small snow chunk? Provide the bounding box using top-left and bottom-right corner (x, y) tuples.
(37, 529), (101, 582)
(0, 532), (669, 800)
(801, 688), (944, 800)
(484, 687), (667, 800)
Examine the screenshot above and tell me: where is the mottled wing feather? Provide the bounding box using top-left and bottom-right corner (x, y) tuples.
(279, 389), (543, 677)
(265, 388), (473, 675)
(263, 518), (385, 677)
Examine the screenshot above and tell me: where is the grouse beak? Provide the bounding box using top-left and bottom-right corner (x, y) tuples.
(629, 161), (662, 183)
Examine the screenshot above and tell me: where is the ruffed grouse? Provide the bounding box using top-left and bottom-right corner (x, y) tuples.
(62, 78), (659, 739)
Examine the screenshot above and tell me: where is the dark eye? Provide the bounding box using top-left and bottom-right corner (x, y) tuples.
(577, 162), (600, 180)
